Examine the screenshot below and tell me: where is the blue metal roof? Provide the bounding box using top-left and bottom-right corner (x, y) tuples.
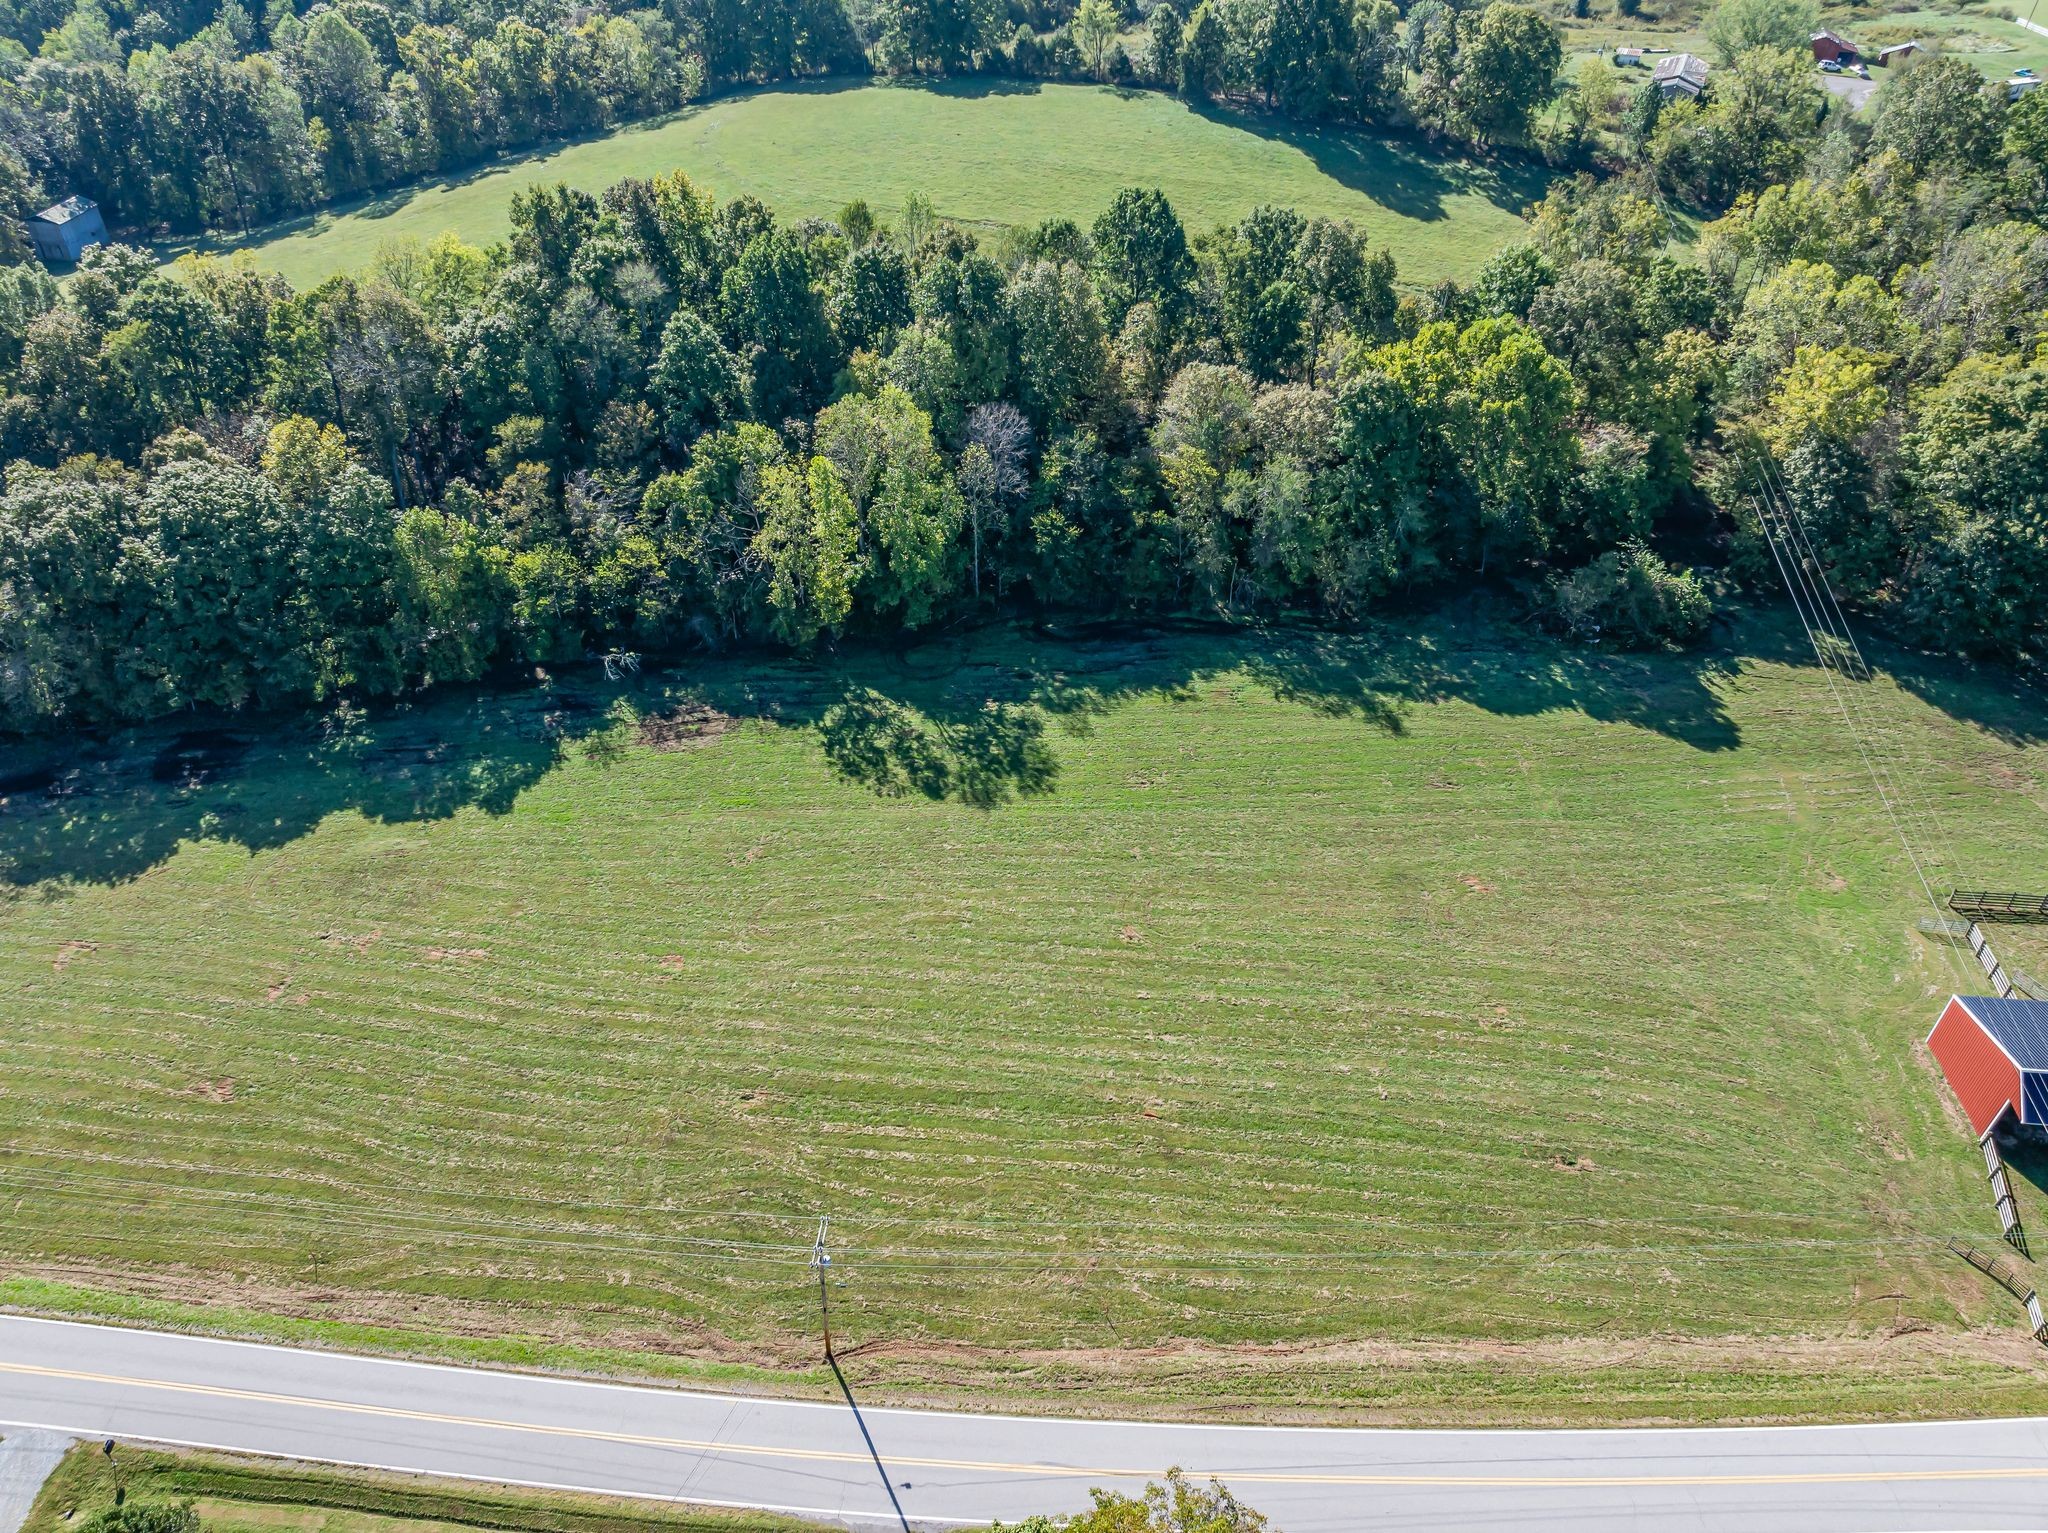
(1959, 996), (2048, 1070)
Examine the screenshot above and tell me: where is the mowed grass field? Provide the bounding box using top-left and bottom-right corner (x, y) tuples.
(4, 608), (2048, 1422)
(186, 81), (1556, 292)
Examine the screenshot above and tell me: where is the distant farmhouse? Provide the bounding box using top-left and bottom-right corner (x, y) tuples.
(27, 196), (106, 265)
(1810, 28), (1859, 64)
(1651, 52), (1710, 100)
(1875, 40), (1923, 67)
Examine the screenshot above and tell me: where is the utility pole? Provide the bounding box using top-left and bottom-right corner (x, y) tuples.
(810, 1216), (832, 1360)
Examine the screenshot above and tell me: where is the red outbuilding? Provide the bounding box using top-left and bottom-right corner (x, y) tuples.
(1811, 28), (1860, 64)
(1927, 995), (2048, 1137)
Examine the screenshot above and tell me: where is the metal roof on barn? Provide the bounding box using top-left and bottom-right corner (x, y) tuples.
(1957, 995), (2048, 1071)
(32, 195), (97, 226)
(1650, 53), (1710, 87)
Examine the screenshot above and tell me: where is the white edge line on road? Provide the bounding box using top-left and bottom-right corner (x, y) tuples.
(0, 1417), (988, 1529)
(9, 1315), (2045, 1441)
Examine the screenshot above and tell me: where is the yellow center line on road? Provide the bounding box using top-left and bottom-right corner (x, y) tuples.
(5, 1360), (2047, 1489)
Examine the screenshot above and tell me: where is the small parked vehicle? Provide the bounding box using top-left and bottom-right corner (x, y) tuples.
(1820, 58), (1843, 73)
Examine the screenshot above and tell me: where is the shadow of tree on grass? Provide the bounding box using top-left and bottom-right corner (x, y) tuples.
(11, 598), (2030, 891)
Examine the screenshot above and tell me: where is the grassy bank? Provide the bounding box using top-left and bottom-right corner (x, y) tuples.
(4, 606), (2047, 1421)
(176, 80), (1555, 291)
(20, 1443), (817, 1533)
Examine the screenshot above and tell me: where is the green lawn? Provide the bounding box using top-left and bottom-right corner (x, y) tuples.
(176, 80), (1556, 292)
(4, 608), (2048, 1423)
(22, 1443), (816, 1533)
(1857, 9), (2048, 78)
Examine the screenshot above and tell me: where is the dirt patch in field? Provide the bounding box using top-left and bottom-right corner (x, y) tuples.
(657, 954), (687, 971)
(423, 946), (489, 962)
(319, 929), (381, 955)
(186, 1078), (236, 1103)
(1459, 874), (1496, 893)
(1986, 762), (2038, 792)
(638, 703), (736, 751)
(1119, 924), (1143, 944)
(151, 731), (250, 788)
(52, 940), (97, 973)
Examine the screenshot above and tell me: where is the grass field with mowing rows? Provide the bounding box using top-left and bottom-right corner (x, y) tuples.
(178, 80), (1556, 292)
(4, 606), (2048, 1423)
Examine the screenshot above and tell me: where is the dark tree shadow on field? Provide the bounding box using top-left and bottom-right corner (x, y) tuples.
(0, 680), (619, 890)
(1881, 649), (2048, 749)
(1186, 101), (1559, 224)
(815, 688), (1057, 807)
(897, 75), (1045, 101)
(25, 593), (2048, 890)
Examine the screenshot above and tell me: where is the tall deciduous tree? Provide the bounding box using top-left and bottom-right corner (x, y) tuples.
(1452, 3), (1561, 147)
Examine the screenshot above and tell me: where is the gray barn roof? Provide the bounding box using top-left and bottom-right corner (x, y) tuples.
(1650, 52), (1710, 88)
(32, 195), (98, 226)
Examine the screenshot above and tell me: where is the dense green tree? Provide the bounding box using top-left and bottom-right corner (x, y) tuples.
(1177, 1), (1224, 96)
(1902, 354), (2048, 663)
(1145, 1), (1181, 85)
(130, 454), (313, 709)
(1269, 0), (1354, 120)
(1006, 259), (1109, 428)
(1452, 4), (1561, 146)
(1702, 0), (1817, 66)
(1376, 316), (1578, 572)
(0, 462), (153, 725)
(1072, 0), (1119, 77)
(1090, 187), (1195, 334)
(649, 305), (744, 451)
(1869, 57), (2003, 177)
(879, 0), (1001, 72)
(753, 454), (858, 645)
(830, 241), (913, 352)
(814, 385), (963, 625)
(1349, 0), (1399, 120)
(717, 227), (837, 421)
(1215, 205), (1308, 381)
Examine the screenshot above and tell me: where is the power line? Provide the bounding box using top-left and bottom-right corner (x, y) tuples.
(1750, 447), (1975, 900)
(1742, 454), (1975, 991)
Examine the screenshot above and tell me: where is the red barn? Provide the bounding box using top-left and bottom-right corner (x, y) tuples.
(1811, 28), (1859, 64)
(1927, 995), (2048, 1137)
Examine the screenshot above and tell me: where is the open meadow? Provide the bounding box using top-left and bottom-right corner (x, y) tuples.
(4, 606), (2048, 1422)
(178, 81), (1556, 292)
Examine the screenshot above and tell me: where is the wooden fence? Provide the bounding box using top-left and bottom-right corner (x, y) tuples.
(1950, 891), (2048, 925)
(1947, 1237), (2048, 1343)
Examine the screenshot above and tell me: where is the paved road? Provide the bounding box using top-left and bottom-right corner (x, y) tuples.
(5, 1316), (2048, 1531)
(1820, 73), (1878, 111)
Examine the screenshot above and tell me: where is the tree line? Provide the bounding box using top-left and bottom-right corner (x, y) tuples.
(0, 0), (1565, 249)
(6, 31), (2048, 734)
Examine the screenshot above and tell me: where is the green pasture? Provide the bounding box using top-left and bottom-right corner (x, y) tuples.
(3, 608), (2047, 1421)
(178, 81), (1556, 292)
